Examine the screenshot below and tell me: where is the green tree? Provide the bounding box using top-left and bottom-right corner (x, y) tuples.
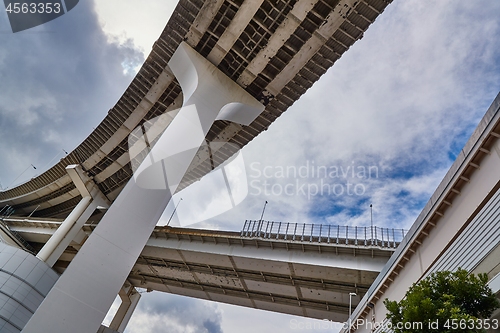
(383, 269), (499, 333)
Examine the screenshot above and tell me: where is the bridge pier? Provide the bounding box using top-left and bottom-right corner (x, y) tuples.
(21, 42), (264, 333)
(108, 283), (141, 333)
(36, 165), (109, 267)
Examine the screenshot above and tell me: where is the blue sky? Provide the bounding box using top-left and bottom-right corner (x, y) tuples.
(1, 0), (500, 332)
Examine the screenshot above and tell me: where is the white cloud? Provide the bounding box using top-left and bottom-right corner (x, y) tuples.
(103, 0), (500, 331)
(124, 293), (223, 333)
(2, 0), (500, 331)
(0, 0), (144, 186)
(92, 0), (179, 56)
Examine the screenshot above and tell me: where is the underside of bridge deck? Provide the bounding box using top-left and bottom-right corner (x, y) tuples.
(3, 217), (396, 322)
(0, 0), (392, 219)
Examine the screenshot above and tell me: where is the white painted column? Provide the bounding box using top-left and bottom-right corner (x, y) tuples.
(36, 196), (91, 262)
(108, 284), (141, 333)
(37, 165), (110, 267)
(22, 42), (264, 333)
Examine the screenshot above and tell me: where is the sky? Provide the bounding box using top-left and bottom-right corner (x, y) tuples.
(1, 0), (500, 332)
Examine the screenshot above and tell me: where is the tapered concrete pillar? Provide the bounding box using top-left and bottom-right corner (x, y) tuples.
(22, 42), (264, 333)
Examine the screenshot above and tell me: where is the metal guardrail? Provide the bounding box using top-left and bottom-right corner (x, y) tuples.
(0, 205), (15, 217)
(0, 217), (36, 254)
(241, 220), (407, 249)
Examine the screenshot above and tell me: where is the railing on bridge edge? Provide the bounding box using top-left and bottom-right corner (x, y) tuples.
(241, 220), (407, 249)
(0, 217), (36, 254)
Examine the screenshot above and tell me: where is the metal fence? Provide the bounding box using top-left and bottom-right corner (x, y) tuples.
(0, 218), (36, 254)
(0, 205), (15, 217)
(241, 220), (407, 248)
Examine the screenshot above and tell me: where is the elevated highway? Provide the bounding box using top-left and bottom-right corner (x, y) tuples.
(1, 217), (401, 322)
(0, 0), (395, 332)
(0, 0), (392, 218)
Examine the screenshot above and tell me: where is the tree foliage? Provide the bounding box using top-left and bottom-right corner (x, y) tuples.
(383, 269), (499, 333)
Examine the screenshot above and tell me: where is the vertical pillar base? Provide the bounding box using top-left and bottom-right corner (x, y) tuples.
(108, 283), (141, 333)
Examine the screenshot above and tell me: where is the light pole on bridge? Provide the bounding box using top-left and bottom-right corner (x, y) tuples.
(370, 204), (373, 245)
(257, 200), (268, 236)
(349, 292), (357, 332)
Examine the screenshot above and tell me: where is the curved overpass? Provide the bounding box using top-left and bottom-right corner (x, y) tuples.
(0, 0), (392, 218)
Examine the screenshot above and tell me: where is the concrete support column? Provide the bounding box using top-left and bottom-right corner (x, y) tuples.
(36, 165), (109, 267)
(36, 196), (91, 262)
(22, 42), (264, 333)
(108, 284), (141, 333)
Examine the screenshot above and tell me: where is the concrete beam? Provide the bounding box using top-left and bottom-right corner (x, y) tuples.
(207, 0), (265, 66)
(267, 0), (359, 96)
(185, 0), (226, 47)
(237, 0), (321, 87)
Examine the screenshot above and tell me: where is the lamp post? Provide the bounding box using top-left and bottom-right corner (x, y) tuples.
(349, 292), (357, 332)
(258, 200), (268, 236)
(370, 204), (373, 245)
(166, 198), (183, 226)
(5, 164), (36, 189)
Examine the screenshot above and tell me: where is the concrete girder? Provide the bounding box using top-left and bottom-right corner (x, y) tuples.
(266, 0), (361, 96)
(237, 0), (321, 87)
(185, 0), (226, 47)
(207, 0), (265, 66)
